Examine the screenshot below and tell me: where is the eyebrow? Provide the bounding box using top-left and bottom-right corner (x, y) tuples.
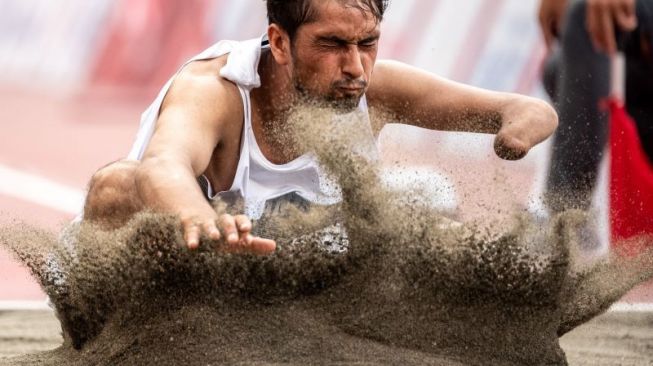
(316, 34), (380, 45)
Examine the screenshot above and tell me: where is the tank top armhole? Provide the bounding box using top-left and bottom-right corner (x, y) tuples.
(208, 84), (251, 200)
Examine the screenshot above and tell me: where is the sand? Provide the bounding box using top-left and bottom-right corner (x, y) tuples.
(0, 311), (61, 359)
(2, 310), (652, 365)
(1, 106), (652, 365)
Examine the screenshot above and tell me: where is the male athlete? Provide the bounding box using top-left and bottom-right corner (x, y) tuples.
(82, 0), (558, 254)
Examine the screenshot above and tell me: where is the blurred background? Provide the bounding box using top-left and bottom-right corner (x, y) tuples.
(0, 0), (646, 305)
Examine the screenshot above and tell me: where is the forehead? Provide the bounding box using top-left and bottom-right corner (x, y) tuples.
(303, 0), (380, 40)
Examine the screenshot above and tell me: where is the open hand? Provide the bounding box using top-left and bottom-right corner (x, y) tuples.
(180, 210), (276, 255)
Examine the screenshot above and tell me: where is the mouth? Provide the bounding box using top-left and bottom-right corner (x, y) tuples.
(337, 86), (364, 91)
(336, 86), (365, 96)
(334, 79), (367, 93)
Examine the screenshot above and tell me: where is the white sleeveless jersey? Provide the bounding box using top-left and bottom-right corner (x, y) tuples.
(127, 35), (378, 219)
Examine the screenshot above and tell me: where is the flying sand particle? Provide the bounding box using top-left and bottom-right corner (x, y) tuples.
(1, 106), (652, 366)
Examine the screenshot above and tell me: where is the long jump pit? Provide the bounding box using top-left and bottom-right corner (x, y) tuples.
(1, 107), (652, 366)
(2, 304), (652, 365)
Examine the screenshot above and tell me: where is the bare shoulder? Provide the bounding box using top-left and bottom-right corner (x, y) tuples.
(175, 55), (235, 94)
(161, 55), (244, 135)
(143, 54), (246, 171)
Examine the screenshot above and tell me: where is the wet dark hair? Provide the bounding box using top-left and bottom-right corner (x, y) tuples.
(266, 0), (390, 40)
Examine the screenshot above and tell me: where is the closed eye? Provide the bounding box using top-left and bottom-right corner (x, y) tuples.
(359, 38), (378, 48)
(317, 37), (349, 48)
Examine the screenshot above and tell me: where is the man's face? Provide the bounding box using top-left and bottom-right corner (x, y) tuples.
(289, 0), (381, 112)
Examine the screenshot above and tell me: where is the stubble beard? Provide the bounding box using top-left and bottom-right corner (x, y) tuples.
(291, 69), (364, 114)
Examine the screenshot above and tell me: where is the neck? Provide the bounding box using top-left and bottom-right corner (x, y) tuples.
(250, 51), (301, 164)
(255, 50), (295, 122)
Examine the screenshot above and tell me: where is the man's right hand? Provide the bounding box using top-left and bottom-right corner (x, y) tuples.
(180, 210), (276, 255)
(135, 55), (277, 256)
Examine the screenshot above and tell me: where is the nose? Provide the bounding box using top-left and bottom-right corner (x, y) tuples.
(341, 45), (365, 80)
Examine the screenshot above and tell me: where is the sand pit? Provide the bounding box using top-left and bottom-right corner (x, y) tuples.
(1, 107), (653, 365)
(2, 309), (652, 365)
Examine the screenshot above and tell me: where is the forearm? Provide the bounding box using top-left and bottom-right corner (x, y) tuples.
(403, 86), (556, 141)
(496, 94), (559, 147)
(370, 61), (527, 134)
(409, 86), (508, 134)
(416, 89), (558, 159)
(135, 157), (216, 218)
(134, 157), (275, 254)
(370, 61), (558, 160)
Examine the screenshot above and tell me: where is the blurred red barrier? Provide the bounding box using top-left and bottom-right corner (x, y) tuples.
(90, 0), (211, 90)
(609, 99), (653, 253)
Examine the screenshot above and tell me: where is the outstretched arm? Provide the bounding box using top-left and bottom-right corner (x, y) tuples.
(137, 59), (275, 254)
(367, 60), (558, 160)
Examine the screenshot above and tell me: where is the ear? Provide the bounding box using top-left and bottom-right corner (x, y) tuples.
(268, 24), (292, 66)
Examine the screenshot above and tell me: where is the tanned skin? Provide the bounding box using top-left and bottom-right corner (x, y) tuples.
(84, 0), (558, 254)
